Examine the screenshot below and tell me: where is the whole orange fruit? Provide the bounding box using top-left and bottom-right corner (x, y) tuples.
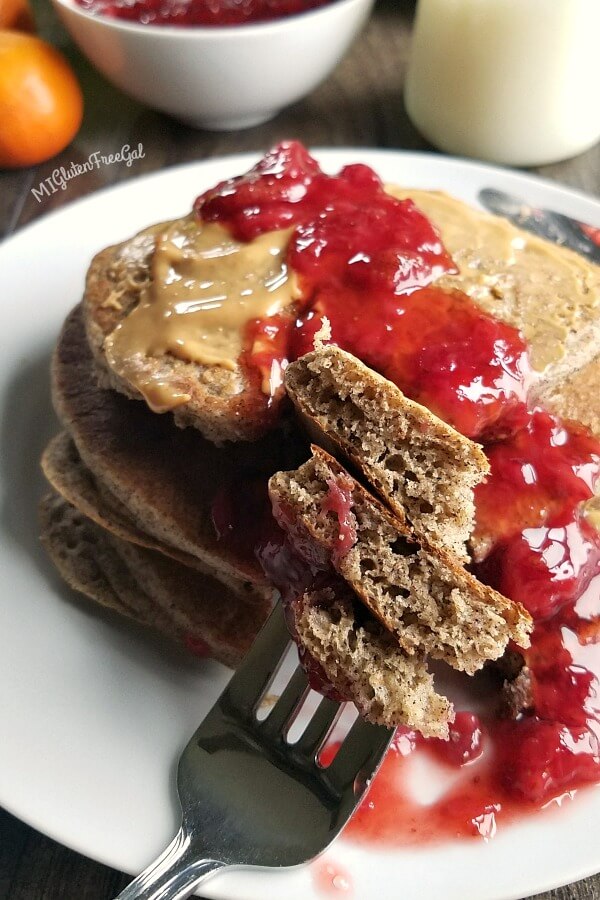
(0, 31), (83, 169)
(0, 0), (35, 31)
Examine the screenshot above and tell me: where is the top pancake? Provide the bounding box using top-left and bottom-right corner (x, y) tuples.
(82, 190), (600, 444)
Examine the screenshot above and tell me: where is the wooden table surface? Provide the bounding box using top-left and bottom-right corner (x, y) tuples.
(1, 1), (599, 898)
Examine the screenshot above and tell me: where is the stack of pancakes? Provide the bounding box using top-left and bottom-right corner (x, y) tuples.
(40, 184), (600, 729)
(41, 299), (306, 667)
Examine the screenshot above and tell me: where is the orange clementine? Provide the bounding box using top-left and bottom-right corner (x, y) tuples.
(0, 0), (35, 32)
(0, 31), (83, 169)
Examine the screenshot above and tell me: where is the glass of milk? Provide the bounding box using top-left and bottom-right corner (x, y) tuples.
(404, 0), (600, 166)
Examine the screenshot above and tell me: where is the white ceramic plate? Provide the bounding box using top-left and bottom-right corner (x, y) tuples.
(1, 150), (599, 900)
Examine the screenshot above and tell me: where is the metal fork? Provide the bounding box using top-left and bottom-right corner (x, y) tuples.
(115, 601), (394, 900)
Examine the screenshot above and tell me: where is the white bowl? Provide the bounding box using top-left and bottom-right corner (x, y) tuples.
(51, 0), (375, 130)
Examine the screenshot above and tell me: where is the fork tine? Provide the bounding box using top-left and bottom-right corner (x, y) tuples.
(326, 717), (393, 792)
(294, 696), (342, 757)
(224, 601), (292, 715)
(260, 666), (310, 736)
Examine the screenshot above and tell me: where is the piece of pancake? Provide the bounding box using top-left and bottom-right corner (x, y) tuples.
(284, 345), (489, 561)
(40, 492), (269, 667)
(82, 224), (290, 444)
(41, 491), (151, 627)
(270, 447), (531, 675)
(52, 305), (307, 597)
(288, 588), (452, 737)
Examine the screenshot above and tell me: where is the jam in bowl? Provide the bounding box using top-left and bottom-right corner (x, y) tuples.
(51, 0), (375, 129)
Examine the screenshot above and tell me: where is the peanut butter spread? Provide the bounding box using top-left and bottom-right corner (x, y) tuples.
(387, 188), (600, 371)
(104, 216), (298, 412)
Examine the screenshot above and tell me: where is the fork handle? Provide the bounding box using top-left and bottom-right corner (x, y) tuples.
(114, 826), (225, 900)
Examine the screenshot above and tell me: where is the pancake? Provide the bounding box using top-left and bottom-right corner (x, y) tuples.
(42, 175), (600, 708)
(532, 354), (600, 437)
(42, 431), (197, 561)
(40, 492), (270, 667)
(40, 491), (150, 627)
(288, 588), (452, 737)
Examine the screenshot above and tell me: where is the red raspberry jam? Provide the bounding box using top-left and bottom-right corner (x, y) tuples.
(257, 531), (348, 701)
(197, 142), (454, 274)
(196, 142), (531, 441)
(75, 0), (332, 26)
(348, 705), (600, 845)
(320, 476), (357, 566)
(474, 408), (600, 553)
(183, 633), (212, 657)
(526, 620), (600, 728)
(211, 476), (280, 565)
(429, 712), (484, 767)
(581, 223), (600, 248)
(476, 512), (600, 621)
(205, 142), (600, 846)
(493, 714), (600, 804)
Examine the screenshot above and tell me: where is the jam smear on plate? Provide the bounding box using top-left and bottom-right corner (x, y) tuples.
(207, 141), (600, 845)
